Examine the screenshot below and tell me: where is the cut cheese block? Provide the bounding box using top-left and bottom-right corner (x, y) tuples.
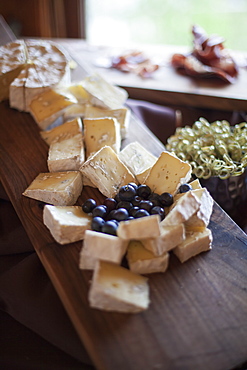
(48, 133), (85, 172)
(173, 228), (213, 263)
(117, 214), (161, 240)
(84, 105), (130, 139)
(185, 188), (214, 231)
(80, 146), (136, 198)
(0, 40), (26, 101)
(81, 73), (128, 109)
(23, 171), (82, 206)
(88, 260), (150, 313)
(63, 103), (87, 120)
(83, 117), (121, 158)
(40, 117), (83, 145)
(0, 39), (71, 111)
(29, 88), (77, 130)
(119, 141), (157, 183)
(79, 230), (128, 269)
(144, 151), (192, 195)
(66, 83), (89, 103)
(43, 205), (91, 244)
(142, 223), (185, 256)
(127, 240), (169, 274)
(160, 190), (201, 227)
(189, 178), (202, 190)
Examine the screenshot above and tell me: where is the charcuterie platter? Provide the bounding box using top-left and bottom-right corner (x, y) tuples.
(0, 39), (247, 370)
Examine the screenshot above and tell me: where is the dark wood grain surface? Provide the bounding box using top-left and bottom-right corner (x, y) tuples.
(1, 92), (247, 370)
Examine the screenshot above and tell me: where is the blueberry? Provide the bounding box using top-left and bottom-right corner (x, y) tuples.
(103, 198), (117, 212)
(114, 208), (129, 221)
(134, 209), (150, 218)
(179, 183), (192, 193)
(128, 182), (138, 190)
(148, 193), (161, 206)
(139, 200), (153, 212)
(132, 195), (143, 207)
(92, 205), (107, 219)
(118, 184), (136, 201)
(82, 198), (96, 213)
(150, 206), (165, 220)
(101, 221), (118, 236)
(129, 206), (140, 217)
(159, 192), (173, 207)
(137, 184), (151, 199)
(91, 217), (105, 232)
(116, 201), (133, 211)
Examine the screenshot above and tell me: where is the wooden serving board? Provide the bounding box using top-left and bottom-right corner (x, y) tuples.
(0, 68), (247, 370)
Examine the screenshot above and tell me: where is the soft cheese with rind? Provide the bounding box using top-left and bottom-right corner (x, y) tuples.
(40, 117), (83, 145)
(79, 230), (128, 270)
(83, 117), (121, 158)
(84, 105), (130, 139)
(88, 260), (150, 313)
(43, 205), (91, 244)
(142, 223), (185, 256)
(160, 190), (201, 227)
(119, 141), (157, 183)
(29, 88), (77, 130)
(173, 228), (213, 263)
(81, 73), (128, 109)
(48, 133), (85, 172)
(117, 214), (161, 240)
(23, 171), (82, 206)
(80, 146), (136, 198)
(127, 240), (169, 274)
(185, 188), (214, 231)
(144, 151), (192, 195)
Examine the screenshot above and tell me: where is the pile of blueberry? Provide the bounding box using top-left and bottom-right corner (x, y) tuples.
(82, 182), (192, 236)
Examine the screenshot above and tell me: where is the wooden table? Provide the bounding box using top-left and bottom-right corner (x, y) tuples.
(60, 39), (247, 113)
(0, 40), (247, 370)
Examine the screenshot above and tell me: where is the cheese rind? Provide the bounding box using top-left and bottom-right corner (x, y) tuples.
(142, 223), (185, 256)
(80, 146), (136, 198)
(119, 141), (157, 184)
(117, 214), (161, 240)
(48, 133), (85, 172)
(40, 117), (83, 145)
(29, 88), (77, 130)
(83, 117), (121, 158)
(160, 190), (201, 227)
(81, 73), (128, 109)
(144, 151), (192, 195)
(79, 230), (128, 269)
(22, 171), (82, 205)
(43, 205), (91, 244)
(185, 188), (214, 231)
(127, 240), (169, 274)
(88, 260), (150, 313)
(84, 105), (130, 139)
(173, 228), (213, 263)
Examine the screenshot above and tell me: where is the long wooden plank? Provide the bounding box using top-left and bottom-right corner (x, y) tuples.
(1, 95), (247, 370)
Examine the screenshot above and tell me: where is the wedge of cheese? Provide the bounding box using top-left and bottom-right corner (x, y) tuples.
(84, 105), (130, 139)
(185, 188), (214, 231)
(80, 146), (136, 198)
(0, 40), (26, 101)
(88, 260), (150, 313)
(40, 117), (83, 145)
(119, 141), (157, 183)
(23, 171), (82, 206)
(48, 134), (85, 172)
(142, 223), (185, 256)
(127, 240), (169, 274)
(0, 39), (71, 111)
(117, 214), (161, 240)
(43, 205), (91, 244)
(81, 73), (128, 109)
(160, 190), (201, 227)
(79, 230), (128, 269)
(29, 88), (77, 130)
(83, 117), (121, 158)
(173, 228), (213, 263)
(144, 151), (192, 195)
